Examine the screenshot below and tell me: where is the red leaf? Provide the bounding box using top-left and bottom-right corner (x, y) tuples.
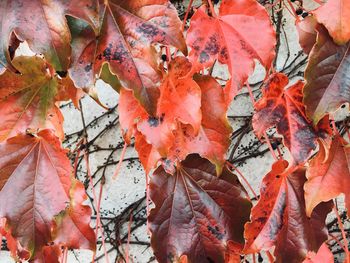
(253, 73), (322, 164)
(304, 135), (350, 217)
(53, 179), (96, 251)
(186, 0), (276, 104)
(149, 154), (252, 263)
(313, 0), (350, 45)
(0, 219), (30, 261)
(69, 0), (186, 114)
(244, 160), (331, 262)
(303, 243), (334, 263)
(304, 24), (350, 124)
(0, 130), (72, 258)
(0, 0), (98, 72)
(169, 75), (232, 174)
(33, 245), (61, 263)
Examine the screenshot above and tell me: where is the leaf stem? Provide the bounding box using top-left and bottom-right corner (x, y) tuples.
(333, 202), (350, 262)
(112, 141), (127, 180)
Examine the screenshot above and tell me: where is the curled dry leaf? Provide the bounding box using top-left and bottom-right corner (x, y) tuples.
(304, 24), (350, 124)
(149, 154), (252, 263)
(0, 130), (72, 258)
(253, 73), (325, 164)
(304, 135), (350, 217)
(244, 160), (332, 263)
(0, 0), (98, 73)
(186, 0), (276, 104)
(69, 0), (187, 115)
(313, 0), (350, 45)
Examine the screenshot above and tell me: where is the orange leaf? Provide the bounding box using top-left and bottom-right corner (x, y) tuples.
(313, 0), (350, 45)
(305, 135), (350, 217)
(169, 75), (232, 174)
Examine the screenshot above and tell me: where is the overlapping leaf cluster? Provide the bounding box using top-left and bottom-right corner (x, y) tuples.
(0, 0), (350, 262)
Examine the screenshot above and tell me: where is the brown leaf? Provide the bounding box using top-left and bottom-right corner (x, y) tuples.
(304, 24), (350, 124)
(149, 154), (252, 263)
(0, 0), (98, 72)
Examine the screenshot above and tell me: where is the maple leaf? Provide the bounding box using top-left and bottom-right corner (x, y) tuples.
(69, 0), (187, 115)
(0, 0), (98, 73)
(169, 75), (232, 174)
(0, 130), (72, 258)
(303, 243), (334, 263)
(313, 0), (350, 45)
(244, 160), (332, 262)
(53, 179), (96, 251)
(304, 135), (350, 217)
(304, 24), (350, 124)
(149, 154), (252, 263)
(186, 0), (276, 104)
(253, 73), (326, 164)
(0, 56), (83, 142)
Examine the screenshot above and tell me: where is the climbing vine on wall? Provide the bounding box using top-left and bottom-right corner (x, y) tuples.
(0, 0), (350, 262)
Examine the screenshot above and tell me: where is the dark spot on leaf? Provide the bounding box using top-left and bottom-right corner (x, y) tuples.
(204, 35), (220, 55)
(200, 51), (210, 63)
(136, 23), (164, 39)
(207, 225), (224, 240)
(220, 47), (229, 61)
(148, 117), (160, 127)
(56, 71), (67, 77)
(84, 63), (92, 72)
